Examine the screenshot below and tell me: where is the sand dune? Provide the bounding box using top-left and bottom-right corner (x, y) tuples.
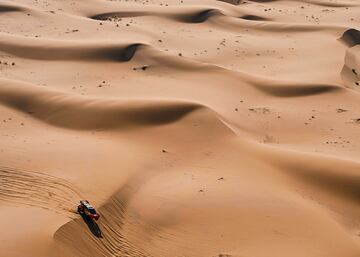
(0, 34), (143, 61)
(1, 0), (360, 257)
(0, 78), (204, 130)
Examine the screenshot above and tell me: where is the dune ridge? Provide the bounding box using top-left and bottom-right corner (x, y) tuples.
(90, 8), (224, 24)
(0, 34), (143, 61)
(0, 79), (204, 130)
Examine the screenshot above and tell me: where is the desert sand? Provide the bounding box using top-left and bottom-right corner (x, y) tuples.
(0, 0), (360, 256)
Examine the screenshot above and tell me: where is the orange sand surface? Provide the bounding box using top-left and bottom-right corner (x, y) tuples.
(0, 0), (360, 256)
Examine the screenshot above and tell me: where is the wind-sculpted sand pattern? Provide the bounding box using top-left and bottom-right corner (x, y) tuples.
(55, 197), (152, 257)
(1, 0), (360, 257)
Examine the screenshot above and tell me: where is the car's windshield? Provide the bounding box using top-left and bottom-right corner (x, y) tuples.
(88, 208), (97, 214)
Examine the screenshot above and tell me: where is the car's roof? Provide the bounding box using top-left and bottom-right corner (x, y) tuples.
(80, 200), (95, 210)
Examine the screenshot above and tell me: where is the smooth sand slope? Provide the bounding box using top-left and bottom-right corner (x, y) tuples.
(0, 0), (360, 257)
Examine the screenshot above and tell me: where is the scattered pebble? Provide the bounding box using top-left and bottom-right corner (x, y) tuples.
(336, 108), (348, 113)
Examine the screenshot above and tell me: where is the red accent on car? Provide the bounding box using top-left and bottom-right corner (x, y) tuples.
(91, 213), (100, 220)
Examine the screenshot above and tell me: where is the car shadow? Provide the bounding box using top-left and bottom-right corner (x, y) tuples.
(79, 212), (102, 238)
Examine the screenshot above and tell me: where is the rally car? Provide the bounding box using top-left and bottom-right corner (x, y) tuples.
(77, 200), (100, 220)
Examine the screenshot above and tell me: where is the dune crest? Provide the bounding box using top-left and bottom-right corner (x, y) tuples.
(0, 79), (206, 130)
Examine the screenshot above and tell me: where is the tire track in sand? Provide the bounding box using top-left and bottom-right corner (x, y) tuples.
(0, 166), (81, 217)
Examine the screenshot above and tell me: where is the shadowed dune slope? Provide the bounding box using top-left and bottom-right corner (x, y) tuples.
(340, 29), (360, 90)
(0, 79), (205, 130)
(0, 36), (143, 61)
(253, 83), (342, 97)
(0, 4), (24, 13)
(90, 8), (224, 24)
(217, 0), (243, 5)
(241, 15), (270, 21)
(340, 29), (360, 47)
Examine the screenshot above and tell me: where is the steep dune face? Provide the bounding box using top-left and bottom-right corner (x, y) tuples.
(0, 35), (143, 61)
(0, 79), (202, 130)
(1, 0), (360, 257)
(90, 8), (224, 24)
(0, 3), (24, 13)
(340, 28), (360, 47)
(340, 29), (360, 90)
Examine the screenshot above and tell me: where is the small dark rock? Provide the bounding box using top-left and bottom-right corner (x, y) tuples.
(336, 108), (348, 113)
